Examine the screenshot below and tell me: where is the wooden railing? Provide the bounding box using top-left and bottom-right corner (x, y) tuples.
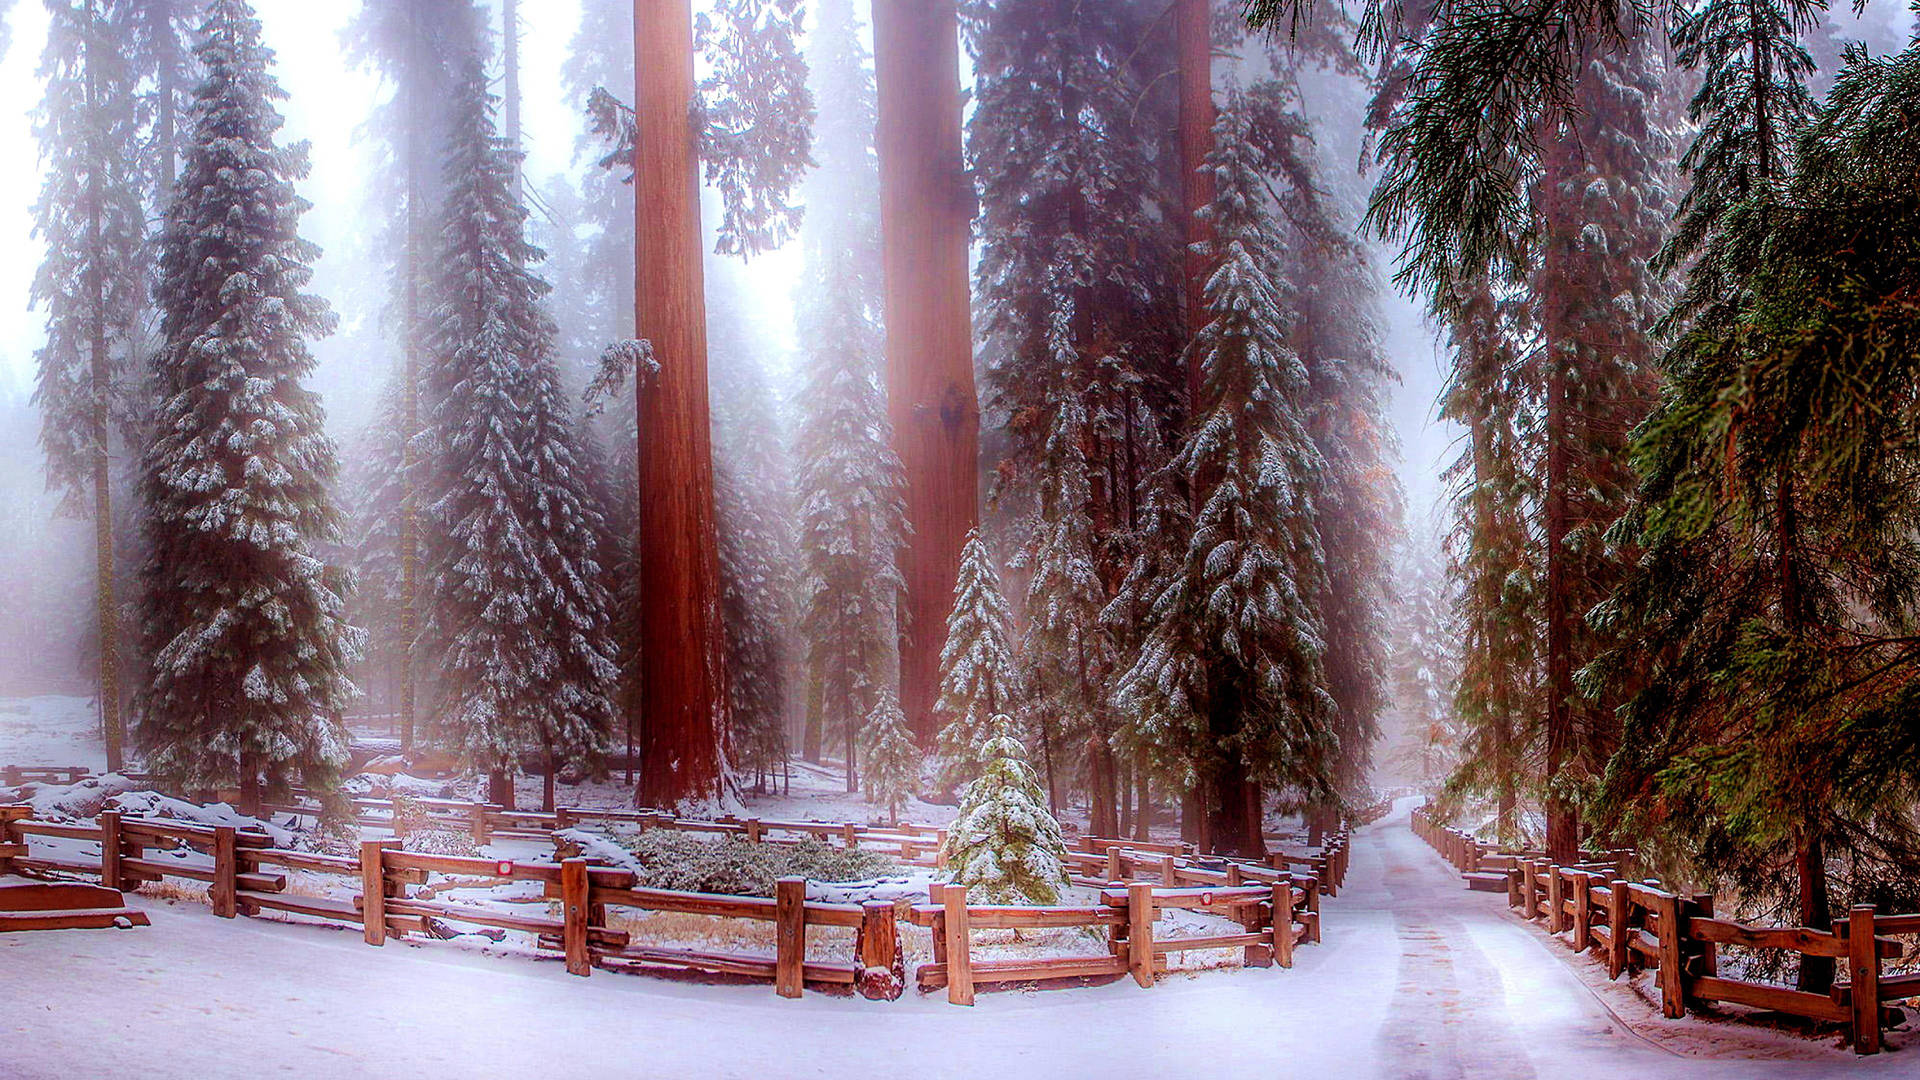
(4, 799), (1340, 1005)
(1412, 805), (1912, 1054)
(3, 766), (1354, 888)
(0, 802), (901, 999)
(905, 878), (1319, 1005)
(1, 765), (93, 787)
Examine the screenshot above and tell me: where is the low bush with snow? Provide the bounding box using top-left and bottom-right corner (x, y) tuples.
(587, 827), (904, 897)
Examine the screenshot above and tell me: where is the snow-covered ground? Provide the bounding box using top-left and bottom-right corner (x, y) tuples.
(0, 694), (105, 773)
(4, 799), (1906, 1079)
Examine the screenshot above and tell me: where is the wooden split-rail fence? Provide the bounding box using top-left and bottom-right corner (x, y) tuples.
(2, 799), (1344, 1005)
(1413, 806), (1917, 1054)
(1, 767), (1350, 891)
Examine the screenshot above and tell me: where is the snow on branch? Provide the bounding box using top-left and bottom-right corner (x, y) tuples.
(583, 338), (658, 417)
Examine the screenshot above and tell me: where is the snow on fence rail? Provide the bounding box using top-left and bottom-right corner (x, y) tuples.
(1413, 805), (1914, 1055)
(1, 768), (1353, 892)
(0, 801), (906, 999)
(1, 798), (1342, 1005)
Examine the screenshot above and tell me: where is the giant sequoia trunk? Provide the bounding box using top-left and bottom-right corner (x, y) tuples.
(1177, 0), (1215, 408)
(873, 0), (980, 744)
(632, 0), (732, 809)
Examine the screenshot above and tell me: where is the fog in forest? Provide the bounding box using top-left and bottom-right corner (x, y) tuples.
(0, 0), (1471, 700)
(0, 0), (1909, 792)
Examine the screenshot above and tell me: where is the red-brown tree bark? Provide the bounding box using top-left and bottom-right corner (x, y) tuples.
(872, 0), (980, 744)
(633, 0), (731, 808)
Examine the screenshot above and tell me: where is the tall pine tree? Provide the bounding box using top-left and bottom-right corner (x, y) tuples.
(32, 0), (151, 774)
(344, 0), (485, 754)
(136, 0), (361, 810)
(421, 55), (619, 810)
(793, 0), (906, 781)
(1115, 93), (1339, 858)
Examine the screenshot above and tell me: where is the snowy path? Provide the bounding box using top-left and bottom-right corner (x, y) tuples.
(1, 800), (1905, 1079)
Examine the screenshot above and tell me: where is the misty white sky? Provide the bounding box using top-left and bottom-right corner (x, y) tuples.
(0, 0), (1467, 532)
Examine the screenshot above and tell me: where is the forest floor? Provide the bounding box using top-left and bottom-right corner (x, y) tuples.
(4, 798), (1908, 1079)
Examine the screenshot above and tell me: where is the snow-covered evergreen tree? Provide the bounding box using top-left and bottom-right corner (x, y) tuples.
(1015, 344), (1118, 823)
(790, 0), (904, 780)
(343, 381), (411, 721)
(32, 0), (148, 774)
(860, 689), (919, 825)
(933, 530), (1020, 793)
(1389, 533), (1463, 784)
(421, 53), (619, 809)
(135, 0), (362, 809)
(124, 0), (198, 199)
(1114, 91), (1339, 857)
(967, 0), (1183, 829)
(343, 0), (486, 753)
(940, 718), (1072, 905)
(710, 268), (796, 792)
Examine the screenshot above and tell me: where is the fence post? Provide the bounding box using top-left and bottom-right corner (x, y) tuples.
(1159, 855), (1177, 886)
(943, 884), (974, 1006)
(1850, 905), (1881, 1055)
(856, 900), (903, 1001)
(1105, 846), (1122, 880)
(0, 805), (25, 875)
(775, 876), (806, 999)
(1272, 880), (1295, 969)
(1606, 875), (1629, 979)
(1507, 865), (1523, 909)
(1653, 891), (1685, 1018)
(1547, 867), (1567, 935)
(1691, 893), (1716, 977)
(360, 839), (387, 946)
(211, 825), (237, 918)
(928, 882), (948, 966)
(1521, 860), (1539, 921)
(1128, 883), (1156, 988)
(98, 810), (122, 892)
(561, 857), (592, 978)
(1571, 871), (1591, 952)
(469, 802), (490, 847)
(1305, 876), (1322, 943)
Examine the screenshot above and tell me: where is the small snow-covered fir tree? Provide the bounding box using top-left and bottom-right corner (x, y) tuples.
(135, 0), (362, 809)
(940, 717), (1071, 905)
(860, 689), (918, 825)
(1113, 90), (1339, 857)
(933, 530), (1020, 793)
(420, 53), (619, 809)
